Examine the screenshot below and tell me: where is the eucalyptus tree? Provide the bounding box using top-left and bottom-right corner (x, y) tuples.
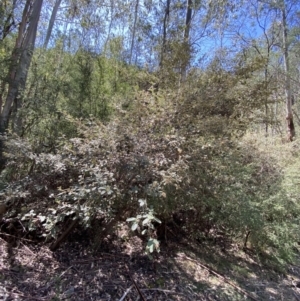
(43, 0), (62, 48)
(180, 0), (192, 79)
(160, 0), (171, 68)
(230, 0), (281, 135)
(129, 0), (139, 64)
(219, 0), (300, 140)
(0, 0), (43, 168)
(0, 0), (18, 40)
(252, 0), (299, 141)
(0, 0), (43, 133)
(280, 0), (295, 140)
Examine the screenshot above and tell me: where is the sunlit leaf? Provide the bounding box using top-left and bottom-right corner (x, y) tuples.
(131, 222), (138, 231)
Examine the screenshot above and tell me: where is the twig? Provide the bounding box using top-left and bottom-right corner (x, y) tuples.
(45, 266), (74, 290)
(141, 288), (193, 301)
(141, 288), (185, 295)
(177, 253), (259, 301)
(293, 291), (300, 301)
(18, 219), (26, 232)
(125, 264), (147, 301)
(50, 218), (78, 251)
(4, 289), (47, 301)
(20, 241), (35, 255)
(72, 254), (127, 264)
(292, 109), (300, 126)
(0, 232), (35, 242)
(118, 285), (134, 301)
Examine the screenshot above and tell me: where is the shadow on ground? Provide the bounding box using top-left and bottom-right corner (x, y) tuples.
(0, 229), (300, 301)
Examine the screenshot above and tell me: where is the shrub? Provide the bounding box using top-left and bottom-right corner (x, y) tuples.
(0, 80), (299, 265)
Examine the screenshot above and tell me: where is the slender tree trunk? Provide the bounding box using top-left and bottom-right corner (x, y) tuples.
(104, 0), (114, 55)
(0, 0), (31, 126)
(160, 0), (170, 69)
(0, 0), (31, 118)
(181, 0), (192, 80)
(264, 62), (269, 136)
(281, 0), (295, 141)
(184, 0), (192, 41)
(0, 0), (43, 168)
(43, 0), (62, 49)
(13, 0), (43, 134)
(1, 0), (17, 40)
(129, 0), (139, 65)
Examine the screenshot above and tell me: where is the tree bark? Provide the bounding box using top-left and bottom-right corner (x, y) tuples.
(0, 0), (17, 40)
(281, 0), (295, 141)
(160, 0), (170, 69)
(0, 0), (43, 168)
(129, 0), (139, 65)
(181, 0), (192, 80)
(43, 0), (62, 49)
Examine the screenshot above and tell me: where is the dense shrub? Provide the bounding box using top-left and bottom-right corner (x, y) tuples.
(0, 74), (299, 264)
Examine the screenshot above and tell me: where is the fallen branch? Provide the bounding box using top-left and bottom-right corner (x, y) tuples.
(141, 288), (193, 300)
(125, 264), (147, 301)
(0, 232), (35, 242)
(50, 218), (78, 251)
(177, 253), (259, 301)
(118, 285), (134, 301)
(293, 291), (300, 301)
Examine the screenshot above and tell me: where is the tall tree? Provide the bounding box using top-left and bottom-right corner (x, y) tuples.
(129, 0), (139, 64)
(181, 0), (193, 79)
(0, 0), (43, 148)
(0, 0), (17, 40)
(160, 0), (171, 68)
(43, 0), (62, 49)
(280, 0), (295, 140)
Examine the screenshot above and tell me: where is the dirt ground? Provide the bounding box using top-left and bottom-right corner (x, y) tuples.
(1, 228), (300, 301)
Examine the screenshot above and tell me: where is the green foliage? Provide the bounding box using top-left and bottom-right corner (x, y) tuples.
(127, 199), (161, 256)
(17, 42), (158, 150)
(1, 45), (299, 267)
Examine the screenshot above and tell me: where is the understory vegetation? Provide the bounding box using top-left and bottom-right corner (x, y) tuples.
(1, 50), (300, 268)
(1, 1), (300, 279)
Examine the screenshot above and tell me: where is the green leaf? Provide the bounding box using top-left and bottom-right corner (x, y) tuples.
(147, 239), (154, 253)
(142, 218), (149, 225)
(153, 239), (159, 247)
(39, 216), (46, 223)
(126, 217), (136, 222)
(138, 199), (146, 207)
(153, 217), (161, 224)
(131, 222), (138, 231)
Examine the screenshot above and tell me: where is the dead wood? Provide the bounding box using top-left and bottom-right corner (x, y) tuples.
(50, 218), (78, 251)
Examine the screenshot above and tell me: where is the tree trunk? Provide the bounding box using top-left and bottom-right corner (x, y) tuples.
(160, 0), (170, 69)
(129, 0), (139, 65)
(181, 0), (192, 80)
(0, 0), (17, 40)
(103, 0), (114, 55)
(0, 0), (43, 168)
(43, 0), (62, 49)
(281, 0), (295, 141)
(0, 0), (31, 119)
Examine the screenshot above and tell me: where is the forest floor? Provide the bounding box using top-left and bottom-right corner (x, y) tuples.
(1, 226), (300, 301)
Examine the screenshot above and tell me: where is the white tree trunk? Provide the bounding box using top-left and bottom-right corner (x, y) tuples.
(181, 0), (193, 80)
(129, 0), (139, 64)
(43, 0), (62, 49)
(281, 0), (295, 141)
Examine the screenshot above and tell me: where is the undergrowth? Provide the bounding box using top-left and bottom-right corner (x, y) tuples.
(0, 79), (299, 268)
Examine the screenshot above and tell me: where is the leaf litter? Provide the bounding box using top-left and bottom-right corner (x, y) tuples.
(1, 228), (300, 301)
